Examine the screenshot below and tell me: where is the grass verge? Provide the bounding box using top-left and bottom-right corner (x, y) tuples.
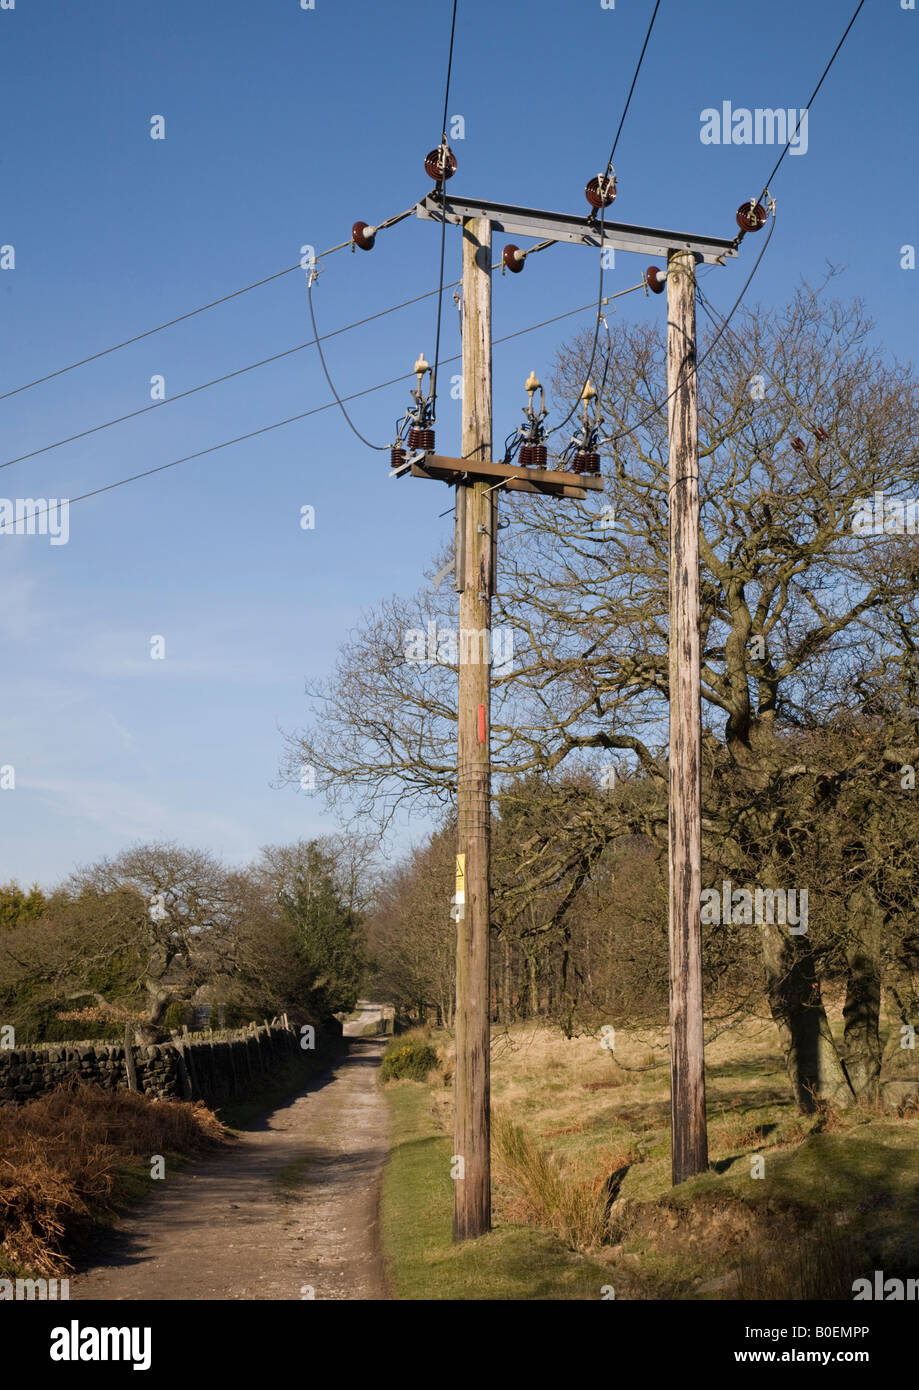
(380, 1081), (614, 1300)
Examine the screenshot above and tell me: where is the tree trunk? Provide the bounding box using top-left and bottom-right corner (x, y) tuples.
(528, 953), (539, 1018)
(842, 886), (884, 1102)
(760, 921), (853, 1111)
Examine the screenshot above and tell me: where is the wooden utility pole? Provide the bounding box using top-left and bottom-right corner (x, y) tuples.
(404, 189), (730, 1224)
(453, 214), (493, 1240)
(665, 247), (708, 1183)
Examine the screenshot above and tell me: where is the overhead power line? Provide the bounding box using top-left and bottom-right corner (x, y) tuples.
(19, 291), (636, 528)
(0, 281), (463, 473)
(604, 0), (662, 174)
(756, 0), (865, 202)
(431, 0), (460, 415)
(606, 210), (777, 447)
(0, 210), (413, 405)
(546, 0), (662, 440)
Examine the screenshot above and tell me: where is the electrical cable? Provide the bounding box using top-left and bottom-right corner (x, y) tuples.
(734, 0), (866, 250)
(695, 282), (822, 437)
(545, 203), (607, 439)
(0, 280), (463, 472)
(0, 203), (417, 407)
(19, 288), (647, 530)
(542, 1), (661, 442)
(604, 0), (661, 175)
(431, 0), (460, 415)
(4, 243), (562, 475)
(305, 265), (390, 450)
(756, 0), (864, 202)
(605, 210), (776, 446)
(0, 242), (348, 404)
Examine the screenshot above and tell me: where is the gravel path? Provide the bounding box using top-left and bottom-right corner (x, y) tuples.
(71, 1040), (390, 1301)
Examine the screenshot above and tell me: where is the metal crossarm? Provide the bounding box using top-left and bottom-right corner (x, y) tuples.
(417, 193), (738, 265)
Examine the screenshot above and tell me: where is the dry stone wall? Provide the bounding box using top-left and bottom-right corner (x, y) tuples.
(0, 1018), (342, 1106)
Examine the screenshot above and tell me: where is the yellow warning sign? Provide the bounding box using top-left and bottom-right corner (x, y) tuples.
(455, 853), (466, 901)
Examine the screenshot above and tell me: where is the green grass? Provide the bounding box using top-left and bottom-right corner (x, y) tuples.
(380, 1082), (615, 1300)
(394, 1020), (919, 1300)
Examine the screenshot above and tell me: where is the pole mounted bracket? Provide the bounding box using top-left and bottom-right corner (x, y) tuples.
(417, 193), (737, 266)
(404, 452), (605, 500)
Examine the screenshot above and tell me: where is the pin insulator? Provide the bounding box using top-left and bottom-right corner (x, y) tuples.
(352, 221), (376, 251)
(424, 147), (457, 182)
(391, 445), (407, 470)
(585, 174), (617, 209)
(814, 426), (828, 442)
(736, 201), (768, 233)
(531, 444), (547, 468)
(408, 427), (435, 452)
(645, 265), (666, 294)
(503, 244), (525, 273)
(791, 437), (806, 453)
(572, 451), (600, 475)
(519, 444), (533, 467)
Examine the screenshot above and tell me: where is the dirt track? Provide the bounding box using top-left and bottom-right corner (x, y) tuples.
(72, 1040), (389, 1301)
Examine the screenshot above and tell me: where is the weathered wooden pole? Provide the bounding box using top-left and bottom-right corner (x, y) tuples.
(453, 214), (493, 1240)
(666, 247), (708, 1184)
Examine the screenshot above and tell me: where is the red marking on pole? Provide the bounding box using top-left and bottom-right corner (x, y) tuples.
(477, 704), (486, 743)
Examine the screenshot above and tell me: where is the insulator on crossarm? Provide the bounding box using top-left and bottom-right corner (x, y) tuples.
(352, 221), (377, 251)
(503, 244), (525, 274)
(791, 437), (806, 453)
(736, 200), (768, 233)
(517, 370), (548, 466)
(425, 143), (457, 183)
(395, 353), (436, 455)
(585, 172), (617, 210)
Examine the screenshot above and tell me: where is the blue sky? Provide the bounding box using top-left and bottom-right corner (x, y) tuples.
(0, 0), (915, 888)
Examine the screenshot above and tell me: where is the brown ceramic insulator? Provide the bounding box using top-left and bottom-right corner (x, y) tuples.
(424, 147), (457, 182)
(736, 201), (768, 233)
(585, 175), (617, 209)
(351, 221), (376, 251)
(408, 427), (435, 452)
(503, 244), (524, 273)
